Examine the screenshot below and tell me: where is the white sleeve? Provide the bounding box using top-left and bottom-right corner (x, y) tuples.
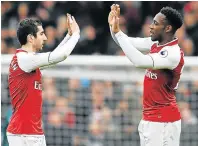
(149, 46), (181, 70)
(110, 28), (155, 52)
(48, 32), (80, 63)
(115, 31), (180, 69)
(17, 52), (51, 72)
(115, 31), (154, 68)
(127, 37), (155, 52)
(17, 32), (80, 72)
(56, 34), (71, 48)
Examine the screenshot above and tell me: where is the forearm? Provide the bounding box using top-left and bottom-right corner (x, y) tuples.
(49, 32), (80, 63)
(111, 28), (153, 52)
(57, 33), (71, 48)
(17, 33), (80, 72)
(115, 31), (154, 68)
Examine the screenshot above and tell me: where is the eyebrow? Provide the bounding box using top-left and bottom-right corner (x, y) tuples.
(40, 31), (44, 34)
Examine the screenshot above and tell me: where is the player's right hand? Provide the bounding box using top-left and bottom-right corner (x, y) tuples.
(67, 13), (80, 36)
(108, 4), (120, 27)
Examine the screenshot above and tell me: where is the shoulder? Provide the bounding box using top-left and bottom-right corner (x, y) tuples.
(16, 52), (36, 72)
(16, 51), (36, 59)
(159, 45), (181, 60)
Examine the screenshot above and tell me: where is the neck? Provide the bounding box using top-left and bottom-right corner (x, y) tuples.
(21, 43), (35, 52)
(158, 35), (175, 46)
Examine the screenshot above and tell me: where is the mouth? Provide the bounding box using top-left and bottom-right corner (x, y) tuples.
(150, 31), (154, 37)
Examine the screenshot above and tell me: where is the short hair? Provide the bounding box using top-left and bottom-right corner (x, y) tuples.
(17, 18), (42, 45)
(160, 7), (183, 33)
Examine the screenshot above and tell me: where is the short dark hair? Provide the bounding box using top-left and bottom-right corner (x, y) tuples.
(17, 18), (42, 45)
(160, 7), (183, 33)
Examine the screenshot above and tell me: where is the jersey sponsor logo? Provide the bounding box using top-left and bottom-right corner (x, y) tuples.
(34, 81), (42, 90)
(145, 70), (158, 80)
(159, 50), (168, 58)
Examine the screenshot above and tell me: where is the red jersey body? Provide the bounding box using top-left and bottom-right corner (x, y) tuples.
(143, 40), (184, 122)
(7, 49), (44, 135)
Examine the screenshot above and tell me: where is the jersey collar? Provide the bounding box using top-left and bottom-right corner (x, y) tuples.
(16, 48), (28, 53)
(156, 38), (178, 47)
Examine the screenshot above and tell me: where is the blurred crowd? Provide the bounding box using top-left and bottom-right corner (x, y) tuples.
(1, 1), (198, 56)
(1, 1), (198, 146)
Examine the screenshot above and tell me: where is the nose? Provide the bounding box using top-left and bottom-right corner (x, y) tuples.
(149, 23), (154, 30)
(44, 34), (47, 41)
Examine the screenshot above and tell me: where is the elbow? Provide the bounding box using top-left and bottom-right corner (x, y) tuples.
(62, 55), (67, 60)
(132, 61), (145, 68)
(49, 54), (67, 64)
(133, 62), (141, 68)
(59, 55), (67, 62)
(128, 54), (150, 68)
(128, 58), (141, 67)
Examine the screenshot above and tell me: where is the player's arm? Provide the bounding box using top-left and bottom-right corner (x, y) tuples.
(115, 31), (180, 69)
(17, 15), (80, 73)
(38, 33), (72, 70)
(110, 27), (154, 52)
(17, 32), (79, 72)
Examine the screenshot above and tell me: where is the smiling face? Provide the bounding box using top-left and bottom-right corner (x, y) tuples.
(32, 26), (47, 52)
(149, 13), (169, 42)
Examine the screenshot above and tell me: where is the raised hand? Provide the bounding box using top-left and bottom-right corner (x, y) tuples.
(111, 14), (120, 33)
(114, 4), (120, 17)
(108, 4), (120, 26)
(66, 14), (72, 36)
(67, 13), (80, 36)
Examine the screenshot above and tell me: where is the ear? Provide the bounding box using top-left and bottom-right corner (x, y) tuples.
(165, 25), (172, 33)
(27, 34), (34, 43)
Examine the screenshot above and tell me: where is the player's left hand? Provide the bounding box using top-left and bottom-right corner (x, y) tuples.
(67, 13), (80, 36)
(66, 13), (72, 36)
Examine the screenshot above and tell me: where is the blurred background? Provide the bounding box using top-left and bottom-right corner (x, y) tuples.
(1, 1), (198, 146)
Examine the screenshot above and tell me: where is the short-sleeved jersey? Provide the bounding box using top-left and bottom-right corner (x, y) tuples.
(7, 49), (44, 134)
(143, 39), (184, 122)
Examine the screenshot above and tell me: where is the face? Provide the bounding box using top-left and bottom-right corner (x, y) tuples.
(149, 13), (167, 42)
(32, 26), (47, 52)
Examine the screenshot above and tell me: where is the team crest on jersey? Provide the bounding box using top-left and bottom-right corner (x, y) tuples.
(159, 50), (168, 58)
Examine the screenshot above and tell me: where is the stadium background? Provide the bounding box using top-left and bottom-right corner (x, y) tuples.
(1, 1), (198, 146)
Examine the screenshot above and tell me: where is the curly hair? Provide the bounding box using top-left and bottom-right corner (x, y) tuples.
(17, 18), (42, 45)
(160, 7), (183, 33)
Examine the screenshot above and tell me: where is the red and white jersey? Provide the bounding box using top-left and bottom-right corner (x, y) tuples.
(143, 39), (184, 122)
(7, 49), (43, 135)
(113, 30), (185, 122)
